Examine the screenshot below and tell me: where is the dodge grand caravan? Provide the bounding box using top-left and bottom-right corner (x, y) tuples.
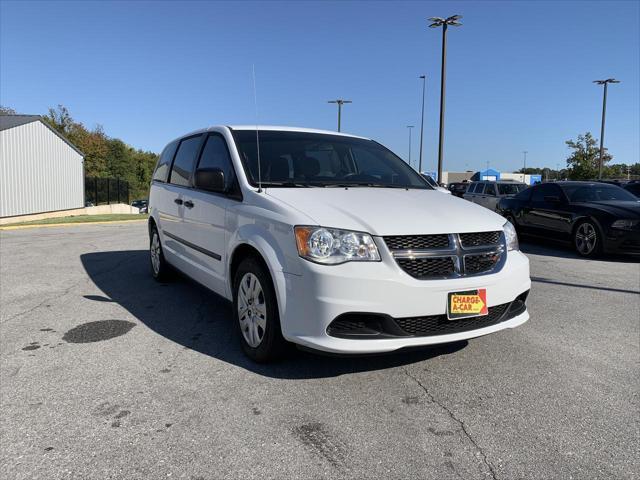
(149, 126), (531, 362)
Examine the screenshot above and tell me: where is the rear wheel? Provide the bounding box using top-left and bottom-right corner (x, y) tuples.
(150, 225), (172, 281)
(573, 220), (601, 257)
(233, 257), (288, 362)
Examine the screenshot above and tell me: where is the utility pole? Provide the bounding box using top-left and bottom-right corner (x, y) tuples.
(418, 75), (426, 173)
(593, 79), (620, 179)
(523, 150), (528, 183)
(429, 14), (462, 183)
(407, 126), (415, 167)
(327, 99), (352, 132)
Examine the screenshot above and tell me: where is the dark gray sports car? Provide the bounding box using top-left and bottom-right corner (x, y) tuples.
(497, 181), (640, 257)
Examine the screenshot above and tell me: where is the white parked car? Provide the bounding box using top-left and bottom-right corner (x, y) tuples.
(149, 126), (530, 362)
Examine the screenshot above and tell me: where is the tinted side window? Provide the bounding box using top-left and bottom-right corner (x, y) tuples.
(476, 183), (486, 194)
(485, 184), (496, 196)
(515, 187), (532, 201)
(196, 134), (236, 185)
(625, 183), (640, 197)
(170, 135), (203, 187)
(531, 184), (560, 202)
(152, 140), (179, 182)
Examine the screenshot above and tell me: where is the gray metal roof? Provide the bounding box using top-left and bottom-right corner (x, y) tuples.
(0, 114), (41, 131)
(0, 114), (84, 156)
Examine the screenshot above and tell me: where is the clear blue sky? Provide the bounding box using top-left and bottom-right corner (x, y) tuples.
(1, 0), (638, 173)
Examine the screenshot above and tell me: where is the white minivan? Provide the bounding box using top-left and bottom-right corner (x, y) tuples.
(149, 126), (530, 362)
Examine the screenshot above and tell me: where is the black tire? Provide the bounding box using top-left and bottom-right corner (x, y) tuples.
(233, 257), (288, 363)
(149, 224), (172, 281)
(573, 219), (602, 258)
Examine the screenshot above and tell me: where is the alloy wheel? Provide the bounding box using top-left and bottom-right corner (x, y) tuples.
(575, 223), (597, 255)
(237, 273), (267, 348)
(150, 231), (161, 275)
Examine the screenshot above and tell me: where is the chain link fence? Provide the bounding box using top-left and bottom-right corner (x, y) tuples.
(84, 177), (130, 206)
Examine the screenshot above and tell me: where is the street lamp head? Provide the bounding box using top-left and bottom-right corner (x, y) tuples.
(327, 99), (352, 105)
(447, 14), (463, 26)
(407, 125), (414, 128)
(428, 15), (462, 28)
(593, 79), (620, 85)
(419, 75), (426, 79)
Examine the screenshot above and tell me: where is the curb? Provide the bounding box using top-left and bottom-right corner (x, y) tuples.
(0, 219), (148, 231)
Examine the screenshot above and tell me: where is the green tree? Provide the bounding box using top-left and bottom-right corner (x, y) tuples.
(41, 105), (158, 200)
(0, 105), (17, 115)
(565, 132), (612, 180)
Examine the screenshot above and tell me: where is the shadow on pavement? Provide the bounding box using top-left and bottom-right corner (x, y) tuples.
(80, 250), (467, 379)
(520, 239), (638, 263)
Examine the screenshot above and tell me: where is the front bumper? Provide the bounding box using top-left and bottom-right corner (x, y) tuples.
(277, 249), (531, 354)
(603, 228), (640, 254)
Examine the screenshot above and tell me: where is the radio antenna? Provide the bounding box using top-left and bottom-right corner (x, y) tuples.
(252, 64), (263, 193)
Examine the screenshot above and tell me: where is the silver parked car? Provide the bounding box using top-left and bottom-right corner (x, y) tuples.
(464, 180), (528, 211)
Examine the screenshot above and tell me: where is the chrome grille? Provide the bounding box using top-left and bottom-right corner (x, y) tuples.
(460, 231), (501, 247)
(464, 253), (501, 274)
(396, 257), (455, 279)
(383, 232), (505, 279)
(384, 234), (449, 250)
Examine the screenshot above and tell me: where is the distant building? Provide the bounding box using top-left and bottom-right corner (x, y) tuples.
(442, 169), (542, 186)
(0, 115), (84, 218)
(441, 171), (475, 184)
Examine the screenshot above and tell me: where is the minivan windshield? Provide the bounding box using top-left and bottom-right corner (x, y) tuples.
(231, 130), (430, 189)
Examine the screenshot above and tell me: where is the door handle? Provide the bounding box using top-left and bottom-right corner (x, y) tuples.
(174, 198), (183, 205)
(184, 200), (194, 209)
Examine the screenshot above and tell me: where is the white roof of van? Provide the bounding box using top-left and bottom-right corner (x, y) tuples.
(225, 125), (370, 140)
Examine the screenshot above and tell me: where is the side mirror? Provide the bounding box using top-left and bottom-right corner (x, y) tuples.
(195, 168), (227, 193)
(544, 195), (561, 203)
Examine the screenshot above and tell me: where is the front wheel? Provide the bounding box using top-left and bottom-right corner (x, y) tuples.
(233, 257), (288, 363)
(573, 220), (601, 258)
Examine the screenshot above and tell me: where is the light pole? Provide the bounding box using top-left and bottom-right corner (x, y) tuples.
(327, 99), (352, 132)
(418, 75), (427, 173)
(593, 79), (619, 179)
(429, 14), (462, 183)
(407, 126), (415, 167)
(522, 150), (528, 183)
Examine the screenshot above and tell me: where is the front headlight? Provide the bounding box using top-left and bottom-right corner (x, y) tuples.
(503, 221), (519, 251)
(611, 219), (639, 230)
(294, 226), (381, 264)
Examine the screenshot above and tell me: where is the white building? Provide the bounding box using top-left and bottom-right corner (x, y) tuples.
(0, 115), (84, 218)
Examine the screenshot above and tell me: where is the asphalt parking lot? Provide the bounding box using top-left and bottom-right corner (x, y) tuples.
(1, 222), (638, 480)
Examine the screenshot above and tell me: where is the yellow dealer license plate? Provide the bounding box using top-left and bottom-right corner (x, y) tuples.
(447, 289), (488, 320)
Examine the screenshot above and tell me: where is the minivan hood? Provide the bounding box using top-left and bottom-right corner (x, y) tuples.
(265, 187), (506, 235)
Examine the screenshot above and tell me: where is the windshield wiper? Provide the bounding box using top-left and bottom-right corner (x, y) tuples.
(259, 181), (318, 188)
(326, 183), (412, 189)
